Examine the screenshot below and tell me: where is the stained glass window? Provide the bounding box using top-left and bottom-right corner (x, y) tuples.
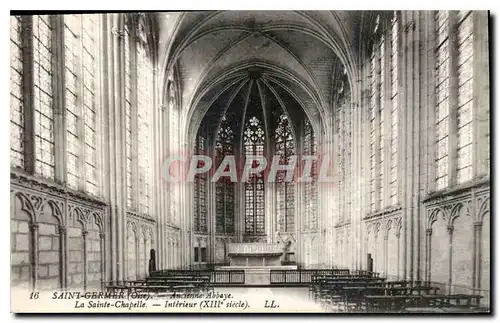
(10, 16), (24, 169)
(82, 14), (99, 196)
(124, 19), (133, 208)
(244, 116), (265, 235)
(344, 96), (352, 223)
(137, 42), (152, 214)
(168, 82), (179, 222)
(275, 114), (295, 233)
(378, 35), (386, 209)
(303, 120), (317, 232)
(64, 15), (80, 189)
(369, 47), (377, 212)
(456, 11), (473, 184)
(194, 135), (207, 232)
(390, 12), (399, 205)
(64, 14), (100, 195)
(123, 15), (154, 213)
(215, 115), (235, 234)
(337, 95), (345, 223)
(435, 11), (450, 190)
(33, 15), (55, 179)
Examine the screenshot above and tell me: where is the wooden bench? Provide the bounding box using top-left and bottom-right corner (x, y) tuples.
(420, 294), (483, 308)
(365, 295), (423, 312)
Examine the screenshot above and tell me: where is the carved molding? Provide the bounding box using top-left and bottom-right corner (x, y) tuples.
(11, 172), (107, 210)
(423, 179), (490, 205)
(364, 205), (403, 220)
(126, 211), (156, 224)
(364, 214), (402, 239)
(68, 202), (105, 232)
(426, 188), (490, 230)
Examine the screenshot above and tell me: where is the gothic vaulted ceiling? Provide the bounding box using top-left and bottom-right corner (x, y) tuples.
(156, 11), (365, 135)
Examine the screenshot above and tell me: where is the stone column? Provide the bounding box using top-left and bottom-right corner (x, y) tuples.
(473, 11), (490, 178)
(361, 60), (371, 271)
(103, 14), (126, 283)
(82, 230), (88, 290)
(208, 141), (216, 265)
(401, 11), (414, 282)
(447, 225), (454, 294)
(152, 68), (163, 271)
(425, 228), (432, 283)
(295, 123), (303, 266)
(396, 231), (401, 280)
(30, 223), (39, 290)
(100, 232), (106, 285)
(51, 15), (67, 185)
(384, 235), (389, 277)
(474, 221), (483, 292)
(59, 226), (67, 289)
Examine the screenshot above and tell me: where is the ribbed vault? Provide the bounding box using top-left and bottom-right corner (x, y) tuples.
(192, 69), (310, 153)
(156, 10), (367, 134)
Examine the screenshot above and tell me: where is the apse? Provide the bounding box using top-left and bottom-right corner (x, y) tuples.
(191, 70), (319, 265)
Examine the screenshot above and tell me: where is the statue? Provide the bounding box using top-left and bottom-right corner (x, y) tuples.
(148, 249), (156, 275)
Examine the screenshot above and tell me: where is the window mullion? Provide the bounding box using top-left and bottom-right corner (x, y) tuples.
(76, 16), (86, 192)
(223, 179), (226, 234)
(374, 41), (382, 211)
(131, 34), (140, 211)
(53, 16), (68, 185)
(472, 11), (489, 178)
(21, 16), (36, 174)
(448, 11), (460, 187)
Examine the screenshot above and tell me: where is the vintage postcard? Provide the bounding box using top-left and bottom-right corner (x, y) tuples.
(9, 10), (491, 313)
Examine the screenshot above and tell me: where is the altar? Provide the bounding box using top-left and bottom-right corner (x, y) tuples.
(217, 243), (297, 285)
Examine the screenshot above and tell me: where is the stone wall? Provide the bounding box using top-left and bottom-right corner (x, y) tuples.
(424, 184), (490, 304)
(11, 174), (106, 291)
(126, 212), (155, 279)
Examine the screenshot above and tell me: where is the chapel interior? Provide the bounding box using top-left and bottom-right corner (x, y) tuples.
(9, 11), (490, 311)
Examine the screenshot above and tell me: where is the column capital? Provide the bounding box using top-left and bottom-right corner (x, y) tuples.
(82, 230), (89, 237)
(447, 226), (454, 235)
(58, 226), (66, 234)
(30, 223), (39, 230)
(100, 232), (106, 239)
(474, 221), (483, 228)
(426, 228), (432, 236)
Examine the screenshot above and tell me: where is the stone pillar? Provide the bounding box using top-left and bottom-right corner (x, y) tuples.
(59, 226), (67, 289)
(103, 14), (126, 283)
(162, 104), (170, 270)
(100, 232), (106, 285)
(296, 124), (304, 266)
(30, 223), (39, 290)
(384, 235), (389, 277)
(474, 221), (483, 292)
(473, 11), (490, 178)
(396, 231), (401, 280)
(425, 228), (432, 283)
(152, 69), (163, 271)
(82, 230), (88, 290)
(447, 225), (454, 294)
(51, 15), (67, 185)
